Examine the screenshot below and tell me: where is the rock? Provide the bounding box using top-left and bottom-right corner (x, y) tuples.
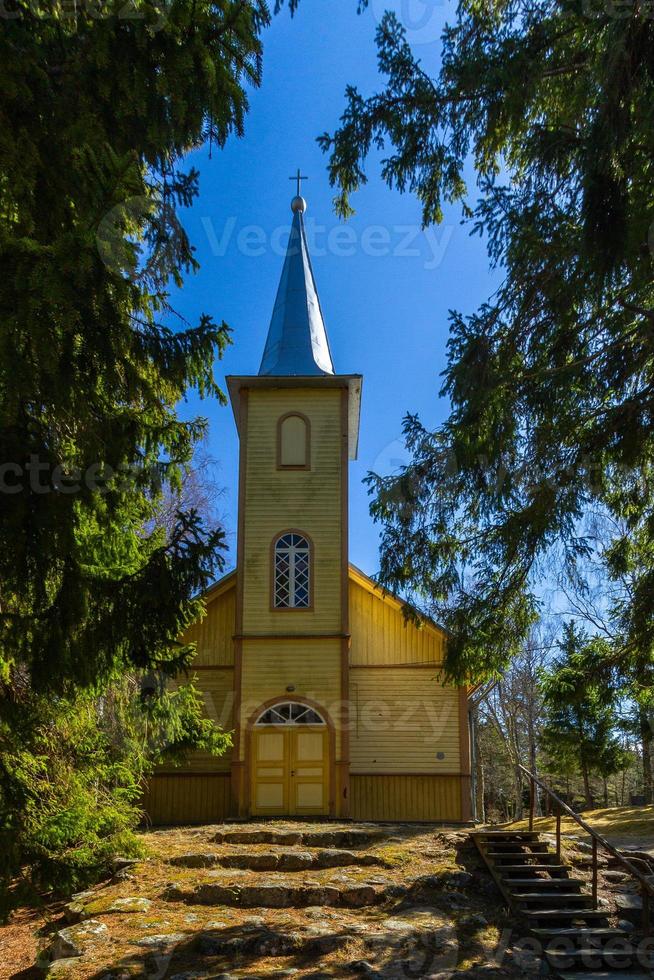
(164, 882), (186, 900)
(350, 961), (378, 976)
(113, 869), (136, 883)
(618, 917), (636, 933)
(604, 869), (631, 883)
(309, 932), (353, 954)
(71, 889), (95, 903)
(63, 902), (86, 924)
(168, 852), (220, 868)
(461, 913), (488, 928)
(44, 958), (81, 977)
(615, 892), (643, 912)
(134, 932), (187, 948)
(441, 889), (470, 909)
(278, 850), (315, 871)
(64, 894), (152, 922)
(108, 896), (152, 914)
(111, 856), (140, 872)
(50, 920), (110, 960)
(444, 870), (474, 888)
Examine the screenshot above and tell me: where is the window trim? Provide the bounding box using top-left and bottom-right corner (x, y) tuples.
(270, 529), (314, 612)
(254, 701), (327, 726)
(276, 412), (311, 471)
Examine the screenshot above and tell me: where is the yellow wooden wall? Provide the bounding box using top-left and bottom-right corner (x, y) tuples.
(147, 584), (236, 816)
(349, 774), (462, 822)
(239, 637), (343, 758)
(242, 388), (343, 634)
(349, 666), (460, 773)
(349, 573), (446, 665)
(143, 774), (231, 825)
(184, 580), (236, 666)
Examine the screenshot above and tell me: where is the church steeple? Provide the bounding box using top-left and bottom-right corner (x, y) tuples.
(259, 186), (334, 377)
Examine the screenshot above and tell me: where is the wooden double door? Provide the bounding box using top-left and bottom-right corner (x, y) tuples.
(251, 725), (329, 816)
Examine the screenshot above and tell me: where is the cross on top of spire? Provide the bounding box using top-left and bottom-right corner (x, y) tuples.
(289, 168), (308, 197)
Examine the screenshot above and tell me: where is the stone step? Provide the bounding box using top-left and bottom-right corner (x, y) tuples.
(168, 848), (384, 872)
(211, 828), (381, 849)
(190, 921), (355, 960)
(167, 879), (389, 909)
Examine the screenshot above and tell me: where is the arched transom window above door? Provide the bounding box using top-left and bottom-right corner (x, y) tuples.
(273, 532), (311, 609)
(255, 702), (326, 725)
(277, 413), (310, 469)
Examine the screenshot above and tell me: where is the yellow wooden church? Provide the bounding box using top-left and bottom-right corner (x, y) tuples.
(143, 188), (472, 826)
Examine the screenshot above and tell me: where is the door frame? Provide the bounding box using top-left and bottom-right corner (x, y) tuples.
(244, 695), (337, 817)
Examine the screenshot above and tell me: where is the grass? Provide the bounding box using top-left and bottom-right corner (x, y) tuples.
(501, 804), (654, 841)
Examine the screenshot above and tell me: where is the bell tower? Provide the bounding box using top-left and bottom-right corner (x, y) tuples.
(227, 185), (362, 817)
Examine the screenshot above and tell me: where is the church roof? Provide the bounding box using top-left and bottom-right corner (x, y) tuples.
(259, 195), (334, 377)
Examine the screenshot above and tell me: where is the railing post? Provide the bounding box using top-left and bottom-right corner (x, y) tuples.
(529, 777), (535, 832)
(556, 810), (561, 863)
(592, 838), (598, 908)
(643, 886), (651, 936)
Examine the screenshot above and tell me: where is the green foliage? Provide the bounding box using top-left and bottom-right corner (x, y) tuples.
(0, 0), (274, 688)
(322, 2), (654, 686)
(0, 0), (282, 893)
(540, 623), (627, 800)
(0, 673), (231, 904)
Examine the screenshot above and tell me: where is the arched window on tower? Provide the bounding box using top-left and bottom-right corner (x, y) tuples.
(273, 532), (311, 609)
(277, 413), (310, 469)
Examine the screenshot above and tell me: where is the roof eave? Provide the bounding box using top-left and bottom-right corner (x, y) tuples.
(227, 374), (363, 460)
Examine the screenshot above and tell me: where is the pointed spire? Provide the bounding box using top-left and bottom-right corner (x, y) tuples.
(259, 190), (334, 377)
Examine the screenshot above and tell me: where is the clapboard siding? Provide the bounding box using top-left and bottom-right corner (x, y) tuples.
(240, 638), (343, 758)
(184, 581), (235, 667)
(349, 667), (460, 773)
(142, 774), (231, 826)
(242, 388), (343, 634)
(349, 774), (462, 822)
(182, 668), (235, 772)
(349, 574), (445, 666)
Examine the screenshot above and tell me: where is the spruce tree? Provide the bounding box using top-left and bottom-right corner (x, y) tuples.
(540, 623), (627, 807)
(321, 2), (654, 689)
(0, 0), (270, 689)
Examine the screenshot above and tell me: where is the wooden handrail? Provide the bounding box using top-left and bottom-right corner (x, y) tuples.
(518, 763), (653, 933)
(518, 764), (654, 893)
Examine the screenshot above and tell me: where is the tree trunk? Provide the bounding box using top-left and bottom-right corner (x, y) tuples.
(581, 763), (593, 808)
(640, 706), (653, 805)
(528, 726), (541, 816)
(513, 764), (524, 821)
(472, 709), (486, 823)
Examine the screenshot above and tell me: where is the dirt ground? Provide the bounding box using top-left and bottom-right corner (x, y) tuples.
(0, 818), (646, 980)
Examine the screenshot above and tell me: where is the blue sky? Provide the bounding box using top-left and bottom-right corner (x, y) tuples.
(172, 0), (500, 576)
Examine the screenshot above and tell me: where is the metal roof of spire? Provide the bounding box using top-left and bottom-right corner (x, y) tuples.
(258, 183), (334, 376)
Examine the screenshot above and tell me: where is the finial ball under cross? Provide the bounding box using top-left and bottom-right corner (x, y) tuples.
(290, 168), (308, 213)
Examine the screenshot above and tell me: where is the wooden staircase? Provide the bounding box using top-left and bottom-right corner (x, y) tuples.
(472, 830), (653, 979)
